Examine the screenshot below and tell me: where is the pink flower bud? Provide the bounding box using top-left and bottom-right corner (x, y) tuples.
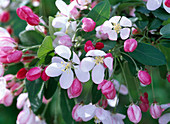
(150, 103), (162, 119)
(124, 39), (138, 52)
(2, 89), (14, 106)
(6, 81), (15, 88)
(26, 13), (40, 26)
(17, 68), (28, 79)
(4, 74), (14, 82)
(95, 42), (104, 50)
(16, 6), (33, 20)
(165, 0), (170, 7)
(140, 96), (149, 104)
(82, 18), (96, 32)
(41, 67), (50, 81)
(72, 104), (82, 122)
(127, 104), (142, 123)
(167, 73), (170, 83)
(0, 11), (10, 23)
(132, 28), (139, 35)
(6, 26), (13, 35)
(91, 1), (98, 8)
(58, 35), (73, 48)
(67, 79), (82, 99)
(70, 7), (80, 19)
(139, 102), (149, 112)
(26, 67), (41, 81)
(84, 40), (95, 52)
(98, 80), (116, 99)
(7, 50), (22, 63)
(138, 70), (151, 85)
(10, 83), (23, 96)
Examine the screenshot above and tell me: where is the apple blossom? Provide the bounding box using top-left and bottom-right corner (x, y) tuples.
(127, 104), (142, 123)
(124, 39), (138, 52)
(67, 78), (82, 99)
(138, 70), (151, 85)
(102, 16), (132, 40)
(0, 77), (7, 100)
(41, 67), (50, 81)
(0, 0), (10, 8)
(95, 42), (104, 50)
(58, 35), (73, 47)
(72, 104), (83, 122)
(84, 40), (95, 52)
(150, 103), (162, 119)
(107, 95), (119, 107)
(111, 113), (126, 124)
(112, 79), (128, 95)
(45, 45), (90, 89)
(10, 83), (23, 96)
(26, 67), (42, 81)
(0, 63), (4, 77)
(0, 11), (10, 23)
(0, 27), (10, 37)
(17, 68), (28, 79)
(16, 6), (33, 20)
(17, 93), (28, 109)
(77, 0), (91, 6)
(159, 113), (170, 124)
(95, 25), (109, 40)
(80, 50), (113, 84)
(0, 89), (14, 106)
(82, 18), (96, 32)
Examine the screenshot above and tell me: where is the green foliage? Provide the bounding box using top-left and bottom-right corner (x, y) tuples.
(92, 84), (102, 104)
(160, 24), (170, 38)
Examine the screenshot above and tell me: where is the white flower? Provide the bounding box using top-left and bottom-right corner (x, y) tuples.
(80, 50), (113, 84)
(45, 45), (90, 89)
(102, 16), (132, 41)
(0, 77), (7, 100)
(112, 79), (128, 95)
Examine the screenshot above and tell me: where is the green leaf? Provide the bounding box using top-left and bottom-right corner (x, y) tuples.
(160, 24), (170, 38)
(136, 6), (150, 14)
(88, 0), (110, 26)
(49, 16), (58, 40)
(159, 65), (168, 79)
(37, 36), (53, 58)
(136, 20), (149, 30)
(26, 78), (44, 113)
(129, 43), (166, 66)
(101, 40), (117, 52)
(60, 89), (75, 124)
(19, 30), (45, 46)
(152, 8), (170, 21)
(92, 84), (102, 104)
(44, 77), (59, 99)
(4, 62), (24, 75)
(160, 39), (170, 48)
(149, 18), (162, 30)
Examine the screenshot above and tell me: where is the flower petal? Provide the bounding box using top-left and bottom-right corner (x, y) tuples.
(159, 113), (170, 124)
(120, 16), (132, 27)
(77, 104), (96, 122)
(104, 57), (113, 70)
(55, 0), (70, 17)
(107, 95), (119, 107)
(108, 30), (117, 41)
(146, 0), (162, 11)
(52, 56), (65, 63)
(120, 28), (130, 40)
(72, 51), (80, 64)
(74, 66), (90, 82)
(80, 57), (95, 72)
(95, 108), (109, 121)
(119, 84), (128, 95)
(0, 77), (6, 100)
(92, 64), (105, 84)
(102, 21), (113, 34)
(109, 16), (121, 24)
(55, 45), (71, 60)
(59, 69), (74, 89)
(163, 0), (170, 13)
(86, 50), (106, 57)
(45, 63), (63, 77)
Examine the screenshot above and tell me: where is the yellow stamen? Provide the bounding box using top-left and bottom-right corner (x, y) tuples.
(113, 23), (122, 33)
(94, 56), (104, 65)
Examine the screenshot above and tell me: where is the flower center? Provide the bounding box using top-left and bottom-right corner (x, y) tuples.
(61, 61), (71, 72)
(94, 56), (104, 65)
(113, 23), (122, 33)
(94, 116), (100, 124)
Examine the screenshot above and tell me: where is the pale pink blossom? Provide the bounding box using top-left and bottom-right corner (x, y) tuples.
(0, 63), (4, 76)
(0, 89), (14, 106)
(77, 0), (91, 6)
(95, 25), (108, 40)
(58, 35), (73, 47)
(150, 103), (162, 119)
(112, 79), (128, 95)
(72, 104), (83, 122)
(80, 50), (113, 84)
(82, 18), (96, 32)
(17, 93), (28, 109)
(102, 16), (132, 40)
(0, 77), (7, 100)
(0, 27), (10, 37)
(45, 45), (90, 89)
(159, 113), (170, 124)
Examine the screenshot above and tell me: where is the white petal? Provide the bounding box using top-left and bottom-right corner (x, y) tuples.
(115, 113), (126, 120)
(0, 27), (10, 37)
(59, 69), (73, 89)
(120, 28), (130, 40)
(55, 0), (70, 17)
(80, 57), (95, 72)
(108, 30), (117, 41)
(55, 45), (71, 60)
(159, 113), (170, 124)
(92, 64), (105, 84)
(146, 0), (162, 11)
(52, 17), (68, 29)
(17, 93), (28, 109)
(109, 16), (121, 24)
(74, 66), (90, 82)
(0, 63), (4, 77)
(102, 21), (113, 34)
(53, 31), (66, 36)
(86, 50), (107, 57)
(72, 51), (80, 64)
(107, 95), (119, 107)
(77, 104), (96, 122)
(0, 77), (6, 100)
(161, 103), (170, 110)
(104, 57), (113, 70)
(120, 16), (132, 27)
(52, 57), (65, 63)
(95, 108), (108, 121)
(119, 84), (128, 95)
(163, 0), (170, 13)
(45, 63), (63, 77)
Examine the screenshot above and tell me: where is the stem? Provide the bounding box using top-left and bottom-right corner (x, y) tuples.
(39, 22), (49, 29)
(151, 67), (156, 101)
(118, 58), (133, 103)
(14, 83), (25, 92)
(109, 57), (117, 80)
(121, 52), (139, 71)
(41, 102), (49, 118)
(22, 54), (37, 57)
(19, 45), (40, 52)
(114, 84), (121, 112)
(155, 36), (163, 43)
